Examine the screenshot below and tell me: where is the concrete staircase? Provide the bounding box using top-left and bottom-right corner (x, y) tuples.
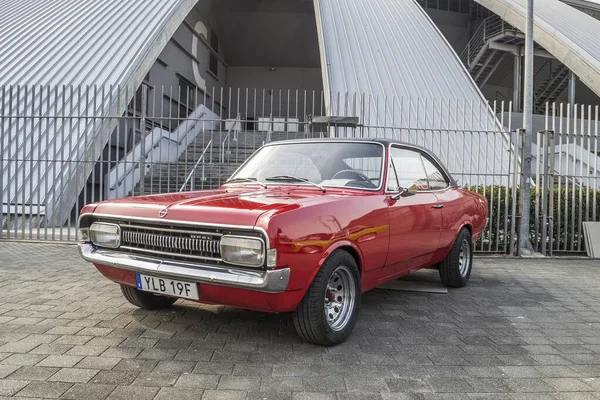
(134, 130), (307, 196)
(460, 15), (522, 87)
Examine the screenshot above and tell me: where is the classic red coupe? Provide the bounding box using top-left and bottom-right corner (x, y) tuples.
(78, 139), (487, 345)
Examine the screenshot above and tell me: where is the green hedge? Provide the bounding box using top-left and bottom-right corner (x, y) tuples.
(467, 186), (600, 253)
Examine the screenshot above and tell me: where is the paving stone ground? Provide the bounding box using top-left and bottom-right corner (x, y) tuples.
(1, 242), (600, 399)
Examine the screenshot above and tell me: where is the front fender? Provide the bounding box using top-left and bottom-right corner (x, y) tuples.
(304, 240), (364, 291)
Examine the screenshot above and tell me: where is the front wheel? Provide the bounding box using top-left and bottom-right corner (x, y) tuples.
(439, 228), (473, 288)
(121, 285), (178, 310)
(293, 250), (361, 346)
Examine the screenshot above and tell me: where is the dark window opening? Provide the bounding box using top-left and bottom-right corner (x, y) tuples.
(178, 76), (197, 118)
(129, 80), (150, 116)
(209, 30), (219, 76)
(245, 117), (256, 132)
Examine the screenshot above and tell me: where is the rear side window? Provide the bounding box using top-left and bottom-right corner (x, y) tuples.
(422, 157), (450, 190)
(388, 148), (429, 191)
(388, 147), (449, 192)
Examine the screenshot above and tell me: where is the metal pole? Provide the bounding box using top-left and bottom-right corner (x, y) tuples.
(519, 0), (535, 255)
(568, 71), (576, 122)
(139, 85), (147, 195)
(513, 48), (522, 113)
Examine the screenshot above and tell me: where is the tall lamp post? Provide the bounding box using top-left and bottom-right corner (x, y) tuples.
(519, 0), (535, 255)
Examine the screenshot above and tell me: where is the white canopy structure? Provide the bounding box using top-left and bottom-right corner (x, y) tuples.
(476, 0), (600, 98)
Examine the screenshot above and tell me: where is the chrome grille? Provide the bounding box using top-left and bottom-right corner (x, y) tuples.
(119, 224), (222, 262)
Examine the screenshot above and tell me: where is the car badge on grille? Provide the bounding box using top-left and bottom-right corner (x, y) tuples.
(158, 208), (169, 218)
(190, 235), (213, 240)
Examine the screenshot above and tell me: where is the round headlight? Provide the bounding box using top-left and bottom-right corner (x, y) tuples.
(89, 223), (121, 249)
(220, 236), (265, 267)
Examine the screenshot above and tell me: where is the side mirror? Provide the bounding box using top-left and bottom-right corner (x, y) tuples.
(390, 186), (417, 201)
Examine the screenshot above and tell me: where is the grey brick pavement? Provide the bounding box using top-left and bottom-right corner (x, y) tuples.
(1, 242), (600, 399)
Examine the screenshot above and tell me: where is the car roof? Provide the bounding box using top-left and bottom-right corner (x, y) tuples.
(264, 137), (425, 150)
(263, 138), (458, 187)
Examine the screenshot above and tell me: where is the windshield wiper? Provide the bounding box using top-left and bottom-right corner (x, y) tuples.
(265, 175), (326, 192)
(224, 177), (267, 189)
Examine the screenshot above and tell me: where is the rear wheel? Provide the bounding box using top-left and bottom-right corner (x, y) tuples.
(121, 285), (177, 310)
(293, 250), (361, 346)
(439, 228), (473, 288)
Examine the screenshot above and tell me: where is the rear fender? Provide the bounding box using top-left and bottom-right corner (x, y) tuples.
(456, 221), (483, 244)
(432, 221), (475, 265)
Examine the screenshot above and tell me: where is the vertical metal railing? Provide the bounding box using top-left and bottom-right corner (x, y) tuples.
(528, 102), (600, 255)
(2, 84), (600, 255)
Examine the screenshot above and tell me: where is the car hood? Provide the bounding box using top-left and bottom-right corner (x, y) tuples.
(90, 187), (359, 227)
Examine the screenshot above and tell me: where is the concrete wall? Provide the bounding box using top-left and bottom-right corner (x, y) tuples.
(481, 84), (513, 107)
(143, 2), (324, 122)
(423, 8), (471, 54)
(148, 3), (228, 126)
(225, 67), (323, 118)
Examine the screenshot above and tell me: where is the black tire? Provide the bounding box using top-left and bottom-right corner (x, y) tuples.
(439, 228), (473, 288)
(293, 250), (361, 346)
(121, 285), (177, 310)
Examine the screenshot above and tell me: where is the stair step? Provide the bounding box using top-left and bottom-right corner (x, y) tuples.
(127, 129), (304, 197)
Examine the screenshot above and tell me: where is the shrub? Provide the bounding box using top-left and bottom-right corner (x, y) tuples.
(466, 185), (600, 254)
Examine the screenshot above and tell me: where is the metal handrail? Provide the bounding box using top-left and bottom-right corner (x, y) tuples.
(534, 59), (553, 83)
(532, 60), (555, 106)
(110, 111), (207, 191)
(221, 113), (241, 163)
(533, 65), (570, 113)
(460, 15), (519, 67)
(179, 139), (213, 192)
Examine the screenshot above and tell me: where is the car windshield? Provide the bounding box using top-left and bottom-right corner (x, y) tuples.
(228, 141), (384, 190)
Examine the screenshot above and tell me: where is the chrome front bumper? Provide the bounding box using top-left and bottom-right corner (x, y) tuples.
(78, 244), (290, 293)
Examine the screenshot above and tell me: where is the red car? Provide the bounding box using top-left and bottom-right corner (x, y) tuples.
(78, 139), (487, 345)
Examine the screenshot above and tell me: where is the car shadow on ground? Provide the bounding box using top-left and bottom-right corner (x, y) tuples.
(123, 268), (474, 348)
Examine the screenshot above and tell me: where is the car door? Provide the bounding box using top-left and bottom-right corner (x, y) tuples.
(420, 155), (464, 253)
(383, 146), (442, 277)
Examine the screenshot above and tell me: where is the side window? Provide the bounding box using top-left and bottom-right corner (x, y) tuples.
(387, 161), (399, 191)
(422, 157), (450, 190)
(389, 147), (429, 191)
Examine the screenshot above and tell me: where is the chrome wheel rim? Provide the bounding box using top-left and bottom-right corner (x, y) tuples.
(324, 265), (355, 332)
(458, 239), (471, 277)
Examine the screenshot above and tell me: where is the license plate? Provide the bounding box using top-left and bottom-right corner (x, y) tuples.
(135, 274), (199, 301)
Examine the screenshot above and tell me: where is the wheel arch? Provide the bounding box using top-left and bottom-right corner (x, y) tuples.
(460, 221), (484, 243)
(461, 223), (473, 236)
(303, 240), (364, 292)
(318, 241), (363, 274)
(336, 245), (362, 277)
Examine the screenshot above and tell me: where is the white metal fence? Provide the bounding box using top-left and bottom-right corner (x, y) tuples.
(0, 85), (598, 255)
(530, 104), (600, 255)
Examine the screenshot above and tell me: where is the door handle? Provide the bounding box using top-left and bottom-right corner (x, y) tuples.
(432, 204), (444, 209)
